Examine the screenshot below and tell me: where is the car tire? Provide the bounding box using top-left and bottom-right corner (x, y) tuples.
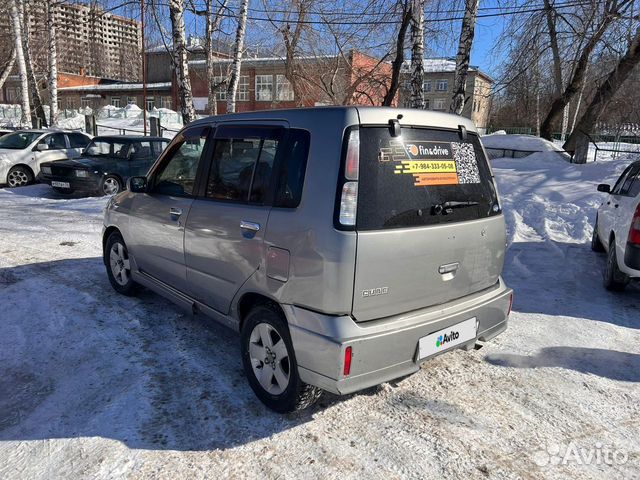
(240, 303), (321, 413)
(53, 187), (75, 195)
(603, 240), (629, 291)
(100, 175), (122, 196)
(591, 218), (605, 252)
(7, 165), (33, 188)
(104, 231), (137, 296)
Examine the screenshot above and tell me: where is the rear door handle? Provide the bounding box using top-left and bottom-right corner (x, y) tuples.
(170, 207), (183, 216)
(240, 220), (260, 232)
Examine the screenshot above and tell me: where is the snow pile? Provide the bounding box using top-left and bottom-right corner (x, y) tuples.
(482, 133), (564, 152)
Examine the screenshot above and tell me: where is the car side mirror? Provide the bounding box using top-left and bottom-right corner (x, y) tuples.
(597, 184), (611, 193)
(34, 143), (49, 152)
(127, 176), (147, 193)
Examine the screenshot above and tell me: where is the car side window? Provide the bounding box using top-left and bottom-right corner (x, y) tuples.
(40, 133), (67, 150)
(627, 169), (640, 197)
(274, 129), (310, 208)
(619, 165), (640, 196)
(205, 126), (282, 204)
(129, 141), (153, 160)
(152, 127), (209, 197)
(68, 132), (90, 148)
(611, 166), (633, 195)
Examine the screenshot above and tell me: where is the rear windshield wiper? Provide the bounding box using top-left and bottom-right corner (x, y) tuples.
(432, 201), (479, 215)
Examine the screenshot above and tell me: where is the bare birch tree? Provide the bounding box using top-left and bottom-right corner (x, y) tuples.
(0, 49), (17, 93)
(451, 0), (479, 115)
(227, 0), (249, 113)
(409, 0), (424, 108)
(204, 0), (228, 115)
(382, 0), (411, 106)
(169, 0), (196, 124)
(21, 0), (47, 128)
(9, 0), (30, 127)
(565, 26), (640, 163)
(47, 0), (58, 127)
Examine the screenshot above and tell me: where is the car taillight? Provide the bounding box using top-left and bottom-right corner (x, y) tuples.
(338, 129), (360, 227)
(343, 346), (352, 376)
(628, 205), (640, 245)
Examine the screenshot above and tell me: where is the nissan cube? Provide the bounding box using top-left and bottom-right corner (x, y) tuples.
(102, 107), (513, 412)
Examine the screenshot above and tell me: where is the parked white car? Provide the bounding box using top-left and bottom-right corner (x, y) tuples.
(0, 130), (92, 188)
(592, 160), (640, 291)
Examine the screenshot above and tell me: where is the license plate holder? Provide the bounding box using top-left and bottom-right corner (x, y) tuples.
(418, 317), (478, 360)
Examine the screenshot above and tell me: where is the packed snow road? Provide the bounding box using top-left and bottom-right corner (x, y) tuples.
(1, 155), (639, 479)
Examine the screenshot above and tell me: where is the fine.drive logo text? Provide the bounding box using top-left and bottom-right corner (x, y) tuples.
(436, 330), (460, 348)
(362, 287), (389, 297)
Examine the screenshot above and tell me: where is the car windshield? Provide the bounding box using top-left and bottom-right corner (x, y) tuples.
(85, 139), (129, 158)
(0, 131), (42, 150)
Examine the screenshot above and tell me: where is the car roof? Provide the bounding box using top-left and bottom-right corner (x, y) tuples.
(91, 135), (168, 142)
(190, 106), (478, 132)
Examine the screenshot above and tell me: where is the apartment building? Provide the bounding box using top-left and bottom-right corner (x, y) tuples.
(400, 59), (494, 131)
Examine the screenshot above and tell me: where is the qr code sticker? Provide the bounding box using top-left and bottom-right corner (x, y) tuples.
(451, 142), (481, 184)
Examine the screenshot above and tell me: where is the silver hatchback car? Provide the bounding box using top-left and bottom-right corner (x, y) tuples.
(103, 107), (513, 412)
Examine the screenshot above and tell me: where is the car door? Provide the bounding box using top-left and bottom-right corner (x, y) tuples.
(184, 124), (284, 314)
(127, 125), (211, 292)
(66, 132), (91, 158)
(32, 133), (71, 175)
(599, 165), (632, 250)
(612, 164), (640, 243)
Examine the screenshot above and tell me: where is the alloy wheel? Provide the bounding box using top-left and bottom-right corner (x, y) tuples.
(7, 169), (29, 187)
(103, 177), (120, 195)
(248, 322), (291, 395)
(109, 242), (131, 286)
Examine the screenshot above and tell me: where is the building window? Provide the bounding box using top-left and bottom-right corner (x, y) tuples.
(213, 76), (227, 100)
(436, 80), (448, 92)
(238, 75), (249, 101)
(110, 96), (121, 107)
(256, 74), (273, 101)
(162, 96), (172, 109)
(424, 98), (430, 109)
(423, 81), (432, 93)
(276, 75), (294, 101)
(433, 98), (445, 110)
(145, 96), (155, 110)
(127, 96), (137, 105)
(81, 97), (92, 108)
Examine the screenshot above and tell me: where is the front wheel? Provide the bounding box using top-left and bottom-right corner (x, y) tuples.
(7, 165), (33, 188)
(105, 231), (137, 296)
(100, 175), (122, 196)
(240, 304), (321, 413)
(603, 241), (629, 291)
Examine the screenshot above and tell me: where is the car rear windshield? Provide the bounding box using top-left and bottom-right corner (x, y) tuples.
(0, 131), (41, 150)
(356, 126), (499, 230)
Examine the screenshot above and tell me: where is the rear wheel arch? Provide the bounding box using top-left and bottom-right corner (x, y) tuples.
(237, 292), (286, 331)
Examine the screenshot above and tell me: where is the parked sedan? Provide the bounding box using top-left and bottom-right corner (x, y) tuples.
(38, 136), (169, 195)
(592, 159), (640, 291)
(0, 130), (92, 187)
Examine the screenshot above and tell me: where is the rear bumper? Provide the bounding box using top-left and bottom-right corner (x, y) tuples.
(284, 278), (512, 395)
(37, 172), (101, 191)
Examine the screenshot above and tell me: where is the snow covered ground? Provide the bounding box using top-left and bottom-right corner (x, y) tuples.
(0, 146), (639, 479)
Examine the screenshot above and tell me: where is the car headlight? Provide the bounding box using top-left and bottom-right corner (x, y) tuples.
(41, 166), (52, 175)
(75, 169), (89, 178)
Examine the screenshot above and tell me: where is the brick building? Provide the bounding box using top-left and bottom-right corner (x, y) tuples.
(400, 58), (494, 132)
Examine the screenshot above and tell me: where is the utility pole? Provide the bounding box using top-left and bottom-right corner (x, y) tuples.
(141, 0), (148, 135)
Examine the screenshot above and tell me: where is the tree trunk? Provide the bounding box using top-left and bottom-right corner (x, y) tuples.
(382, 1), (411, 107)
(169, 0), (196, 124)
(409, 0), (424, 109)
(451, 0), (479, 115)
(570, 62), (589, 134)
(47, 0), (58, 127)
(9, 0), (30, 127)
(539, 10), (615, 140)
(564, 27), (640, 163)
(205, 0), (227, 116)
(227, 0), (249, 114)
(21, 0), (47, 128)
(0, 49), (17, 92)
